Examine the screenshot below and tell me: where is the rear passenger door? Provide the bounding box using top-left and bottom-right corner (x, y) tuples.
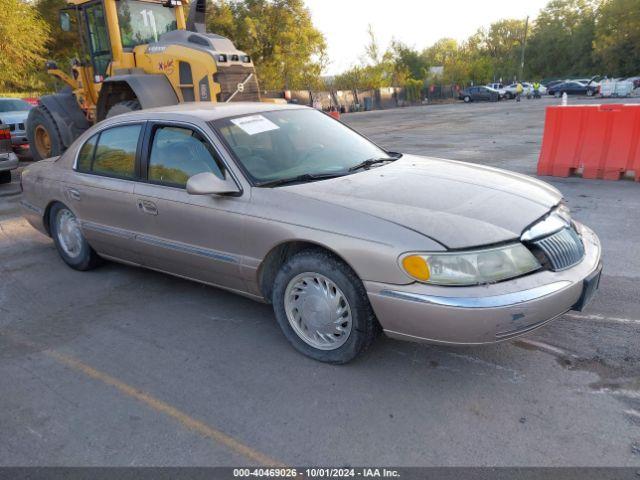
(66, 122), (145, 262)
(132, 122), (249, 292)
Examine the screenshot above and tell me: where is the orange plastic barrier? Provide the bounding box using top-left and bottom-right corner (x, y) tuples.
(537, 104), (640, 181)
(329, 110), (341, 120)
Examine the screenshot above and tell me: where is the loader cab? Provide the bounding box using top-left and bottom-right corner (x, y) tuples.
(60, 0), (184, 82)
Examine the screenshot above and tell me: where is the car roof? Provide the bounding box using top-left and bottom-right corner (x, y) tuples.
(111, 102), (306, 123)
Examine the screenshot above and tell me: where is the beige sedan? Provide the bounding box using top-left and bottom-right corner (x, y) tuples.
(21, 103), (602, 363)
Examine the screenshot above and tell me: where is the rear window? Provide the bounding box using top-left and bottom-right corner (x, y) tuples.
(76, 124), (141, 179)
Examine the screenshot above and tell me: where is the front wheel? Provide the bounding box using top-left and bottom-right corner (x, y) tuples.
(49, 203), (102, 271)
(27, 106), (64, 161)
(586, 89), (594, 97)
(272, 250), (379, 363)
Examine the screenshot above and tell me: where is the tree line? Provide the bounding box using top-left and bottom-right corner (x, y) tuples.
(333, 0), (640, 91)
(0, 0), (638, 93)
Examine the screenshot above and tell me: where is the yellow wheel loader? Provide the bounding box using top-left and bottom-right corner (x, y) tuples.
(28, 0), (261, 160)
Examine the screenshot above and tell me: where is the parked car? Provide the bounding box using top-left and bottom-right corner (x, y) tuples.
(547, 81), (598, 97)
(0, 123), (19, 184)
(459, 86), (500, 102)
(487, 83), (507, 98)
(0, 98), (33, 151)
(20, 103), (603, 363)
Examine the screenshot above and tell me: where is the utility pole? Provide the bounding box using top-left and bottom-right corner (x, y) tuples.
(519, 15), (529, 80)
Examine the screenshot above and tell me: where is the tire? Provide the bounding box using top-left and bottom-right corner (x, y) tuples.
(506, 92), (514, 99)
(586, 89), (594, 97)
(272, 249), (379, 364)
(49, 203), (102, 271)
(106, 99), (141, 118)
(27, 105), (64, 161)
(0, 170), (11, 184)
(463, 96), (471, 103)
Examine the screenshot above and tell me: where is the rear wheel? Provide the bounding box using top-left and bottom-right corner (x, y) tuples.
(49, 203), (102, 271)
(272, 249), (379, 363)
(586, 89), (594, 97)
(27, 106), (64, 161)
(463, 95), (471, 103)
(106, 99), (141, 118)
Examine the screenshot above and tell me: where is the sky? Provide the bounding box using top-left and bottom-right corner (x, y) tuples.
(304, 0), (550, 75)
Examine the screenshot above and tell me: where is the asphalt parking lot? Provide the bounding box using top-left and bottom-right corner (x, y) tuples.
(1, 96), (639, 467)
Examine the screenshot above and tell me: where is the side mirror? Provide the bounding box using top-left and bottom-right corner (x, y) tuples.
(186, 172), (240, 196)
(60, 12), (71, 32)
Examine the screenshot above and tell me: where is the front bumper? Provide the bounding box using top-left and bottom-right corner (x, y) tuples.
(0, 151), (19, 172)
(366, 224), (602, 345)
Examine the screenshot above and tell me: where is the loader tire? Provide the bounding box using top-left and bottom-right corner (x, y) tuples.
(106, 100), (142, 118)
(27, 106), (64, 161)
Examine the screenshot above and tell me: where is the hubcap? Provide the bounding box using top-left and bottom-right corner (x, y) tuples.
(284, 272), (352, 350)
(56, 209), (83, 258)
(34, 125), (52, 158)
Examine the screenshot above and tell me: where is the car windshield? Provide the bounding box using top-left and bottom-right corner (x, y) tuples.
(117, 0), (177, 48)
(212, 109), (391, 184)
(0, 99), (32, 113)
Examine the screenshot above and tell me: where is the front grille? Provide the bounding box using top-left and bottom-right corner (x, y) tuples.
(532, 227), (585, 271)
(214, 65), (260, 102)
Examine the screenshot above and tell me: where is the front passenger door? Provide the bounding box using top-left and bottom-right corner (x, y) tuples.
(133, 123), (249, 292)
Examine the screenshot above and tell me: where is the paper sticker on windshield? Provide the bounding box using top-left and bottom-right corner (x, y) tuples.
(230, 115), (279, 136)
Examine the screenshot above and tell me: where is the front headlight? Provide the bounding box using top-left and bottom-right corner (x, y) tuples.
(401, 244), (541, 286)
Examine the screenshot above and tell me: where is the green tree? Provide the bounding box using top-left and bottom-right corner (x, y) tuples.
(388, 40), (429, 84)
(0, 0), (50, 90)
(208, 0), (327, 90)
(35, 0), (80, 71)
(525, 0), (598, 78)
(594, 0), (640, 76)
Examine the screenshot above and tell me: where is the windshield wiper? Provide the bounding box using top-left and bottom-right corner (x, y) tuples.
(257, 172), (346, 188)
(347, 155), (399, 172)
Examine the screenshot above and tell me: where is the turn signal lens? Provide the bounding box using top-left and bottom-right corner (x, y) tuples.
(402, 255), (431, 281)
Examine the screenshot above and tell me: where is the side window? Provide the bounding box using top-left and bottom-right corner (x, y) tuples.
(77, 133), (98, 172)
(93, 125), (141, 178)
(76, 124), (141, 178)
(148, 125), (224, 187)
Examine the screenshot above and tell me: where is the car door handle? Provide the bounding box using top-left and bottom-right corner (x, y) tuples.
(137, 199), (158, 216)
(67, 188), (81, 201)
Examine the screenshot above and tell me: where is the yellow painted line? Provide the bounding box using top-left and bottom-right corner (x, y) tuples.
(1, 331), (282, 466)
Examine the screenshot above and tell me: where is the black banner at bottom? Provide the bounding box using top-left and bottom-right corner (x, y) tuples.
(0, 467), (638, 480)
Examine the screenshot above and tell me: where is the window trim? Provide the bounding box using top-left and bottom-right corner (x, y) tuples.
(138, 120), (243, 195)
(83, 0), (113, 79)
(73, 121), (146, 181)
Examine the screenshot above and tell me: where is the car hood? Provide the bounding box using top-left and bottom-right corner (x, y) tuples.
(284, 155), (562, 249)
(0, 110), (29, 125)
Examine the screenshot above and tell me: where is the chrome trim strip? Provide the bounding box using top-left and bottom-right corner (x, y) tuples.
(136, 233), (239, 264)
(521, 209), (569, 242)
(81, 221), (135, 240)
(19, 200), (43, 215)
(379, 281), (571, 309)
(81, 221), (240, 264)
